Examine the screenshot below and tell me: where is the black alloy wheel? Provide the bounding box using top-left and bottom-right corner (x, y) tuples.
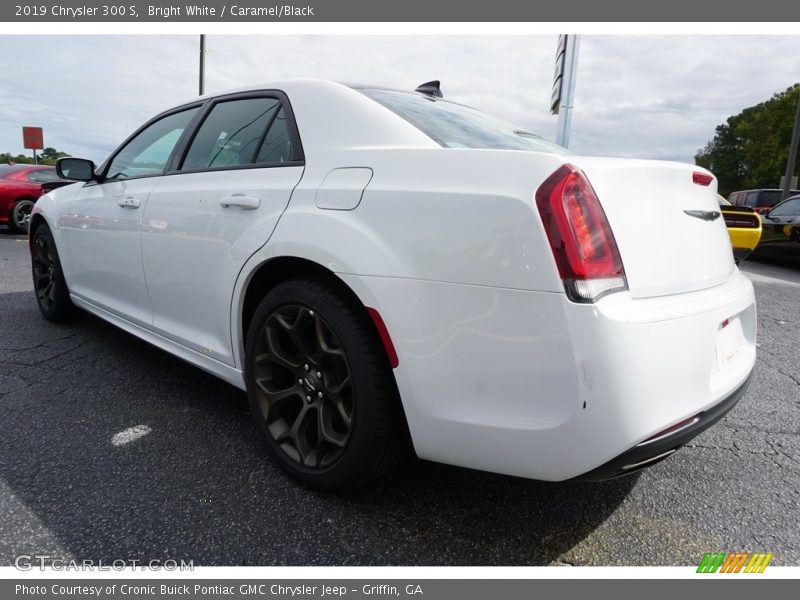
(30, 224), (75, 321)
(11, 199), (35, 233)
(245, 278), (409, 491)
(252, 304), (354, 468)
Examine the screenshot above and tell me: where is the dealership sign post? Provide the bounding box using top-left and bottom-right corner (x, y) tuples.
(22, 126), (44, 165)
(551, 34), (580, 149)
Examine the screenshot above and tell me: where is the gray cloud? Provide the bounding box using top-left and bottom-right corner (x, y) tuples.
(0, 35), (797, 165)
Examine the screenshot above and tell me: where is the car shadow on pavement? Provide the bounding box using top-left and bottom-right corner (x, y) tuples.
(0, 290), (637, 566)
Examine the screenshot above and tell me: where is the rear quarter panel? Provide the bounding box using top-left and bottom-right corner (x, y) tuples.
(231, 148), (571, 368)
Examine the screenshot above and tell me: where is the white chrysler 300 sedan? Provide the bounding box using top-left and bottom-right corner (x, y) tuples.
(30, 79), (756, 490)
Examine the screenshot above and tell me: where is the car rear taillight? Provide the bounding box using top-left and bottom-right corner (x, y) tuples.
(535, 165), (627, 302)
(692, 171), (714, 186)
(722, 214), (760, 228)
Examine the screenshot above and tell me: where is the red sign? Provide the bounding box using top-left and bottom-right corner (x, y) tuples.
(22, 126), (44, 150)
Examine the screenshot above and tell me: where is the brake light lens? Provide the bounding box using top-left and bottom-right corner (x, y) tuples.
(535, 165), (627, 302)
(692, 171), (714, 186)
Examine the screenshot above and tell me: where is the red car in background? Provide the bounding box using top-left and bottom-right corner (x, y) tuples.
(728, 188), (800, 214)
(1, 164), (73, 233)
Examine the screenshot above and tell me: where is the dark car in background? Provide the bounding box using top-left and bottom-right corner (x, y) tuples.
(729, 188), (800, 214)
(0, 164), (73, 233)
(751, 195), (800, 265)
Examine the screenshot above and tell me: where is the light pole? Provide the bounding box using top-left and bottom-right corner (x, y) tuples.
(781, 92), (800, 200)
(199, 34), (206, 96)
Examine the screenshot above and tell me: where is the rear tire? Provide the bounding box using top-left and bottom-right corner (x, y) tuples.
(31, 224), (76, 322)
(10, 198), (35, 233)
(245, 278), (408, 491)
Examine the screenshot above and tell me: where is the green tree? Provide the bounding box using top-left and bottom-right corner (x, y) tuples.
(39, 147), (71, 164)
(695, 84), (800, 197)
(1, 147), (71, 166)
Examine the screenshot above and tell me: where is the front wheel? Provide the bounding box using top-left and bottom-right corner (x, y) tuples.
(245, 278), (408, 491)
(10, 198), (35, 233)
(31, 224), (76, 321)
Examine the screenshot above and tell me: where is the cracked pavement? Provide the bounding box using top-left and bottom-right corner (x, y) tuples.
(0, 228), (798, 566)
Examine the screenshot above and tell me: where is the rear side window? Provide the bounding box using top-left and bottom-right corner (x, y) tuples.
(744, 192), (759, 208)
(358, 87), (567, 154)
(255, 107), (292, 164)
(181, 97), (285, 171)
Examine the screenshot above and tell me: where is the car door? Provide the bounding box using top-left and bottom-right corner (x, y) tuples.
(761, 198), (800, 261)
(141, 92), (305, 365)
(62, 105), (201, 326)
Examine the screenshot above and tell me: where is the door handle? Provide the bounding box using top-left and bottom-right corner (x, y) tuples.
(219, 194), (260, 209)
(117, 196), (141, 209)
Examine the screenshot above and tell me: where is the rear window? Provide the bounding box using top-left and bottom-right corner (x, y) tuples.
(26, 169), (63, 183)
(759, 191), (783, 208)
(0, 165), (25, 178)
(358, 88), (567, 154)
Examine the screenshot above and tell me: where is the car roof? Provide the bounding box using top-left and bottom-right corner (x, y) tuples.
(733, 188), (800, 193)
(144, 79), (441, 161)
(0, 164), (54, 176)
(195, 78), (384, 99)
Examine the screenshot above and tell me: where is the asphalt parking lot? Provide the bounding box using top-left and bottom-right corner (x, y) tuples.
(0, 227), (798, 566)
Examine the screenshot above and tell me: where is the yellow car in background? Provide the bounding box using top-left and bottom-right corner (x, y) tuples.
(719, 195), (762, 263)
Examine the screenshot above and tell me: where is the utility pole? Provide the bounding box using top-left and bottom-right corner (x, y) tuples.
(199, 34), (206, 96)
(551, 35), (580, 149)
(782, 92), (800, 200)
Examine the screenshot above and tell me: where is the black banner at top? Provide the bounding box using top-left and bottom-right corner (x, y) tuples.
(3, 0), (800, 22)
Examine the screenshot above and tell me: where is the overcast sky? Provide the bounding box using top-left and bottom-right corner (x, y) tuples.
(1, 35), (798, 164)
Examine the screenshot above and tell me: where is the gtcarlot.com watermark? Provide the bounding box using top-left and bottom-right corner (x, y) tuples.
(14, 555), (194, 571)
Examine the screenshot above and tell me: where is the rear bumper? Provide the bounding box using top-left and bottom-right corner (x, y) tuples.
(572, 370), (752, 481)
(727, 228), (762, 263)
(340, 268), (757, 481)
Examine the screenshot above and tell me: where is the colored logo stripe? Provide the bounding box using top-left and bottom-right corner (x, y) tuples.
(745, 553), (773, 573)
(697, 553), (726, 573)
(697, 552), (773, 573)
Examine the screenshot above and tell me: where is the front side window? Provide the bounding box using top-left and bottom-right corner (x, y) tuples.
(357, 87), (568, 153)
(106, 107), (199, 181)
(769, 198), (800, 217)
(181, 98), (283, 171)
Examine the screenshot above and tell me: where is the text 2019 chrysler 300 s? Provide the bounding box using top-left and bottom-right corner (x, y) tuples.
(30, 79), (756, 490)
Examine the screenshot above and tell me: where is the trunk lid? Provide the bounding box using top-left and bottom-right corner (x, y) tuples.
(571, 157), (735, 299)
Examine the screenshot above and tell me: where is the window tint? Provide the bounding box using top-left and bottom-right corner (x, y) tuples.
(27, 169), (62, 183)
(769, 198), (800, 217)
(358, 87), (567, 153)
(744, 192), (759, 208)
(255, 107), (292, 164)
(182, 98), (281, 171)
(106, 107), (199, 181)
(759, 190), (783, 208)
(0, 165), (23, 177)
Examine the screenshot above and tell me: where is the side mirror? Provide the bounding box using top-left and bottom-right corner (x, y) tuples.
(56, 157), (96, 182)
